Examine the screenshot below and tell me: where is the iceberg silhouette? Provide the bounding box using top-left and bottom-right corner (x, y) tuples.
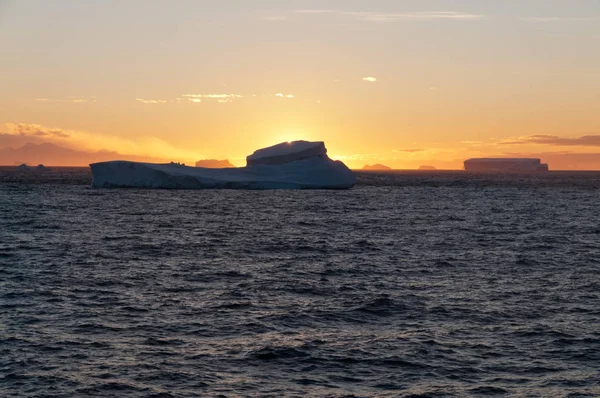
(464, 158), (549, 172)
(90, 141), (356, 189)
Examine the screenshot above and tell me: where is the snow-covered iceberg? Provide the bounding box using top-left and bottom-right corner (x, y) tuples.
(90, 141), (356, 189)
(464, 158), (549, 172)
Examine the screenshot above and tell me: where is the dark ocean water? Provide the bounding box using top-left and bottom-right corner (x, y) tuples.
(1, 167), (600, 397)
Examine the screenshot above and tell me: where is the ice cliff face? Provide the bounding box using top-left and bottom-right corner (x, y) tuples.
(246, 141), (327, 166)
(90, 141), (356, 189)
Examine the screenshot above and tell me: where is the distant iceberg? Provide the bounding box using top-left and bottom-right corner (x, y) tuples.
(464, 158), (549, 172)
(362, 164), (392, 171)
(90, 141), (356, 189)
(195, 159), (234, 168)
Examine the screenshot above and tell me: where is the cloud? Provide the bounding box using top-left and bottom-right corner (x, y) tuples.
(136, 98), (167, 104)
(499, 151), (600, 170)
(34, 96), (97, 103)
(502, 134), (600, 147)
(275, 93), (295, 98)
(273, 10), (484, 23)
(393, 148), (425, 153)
(362, 77), (377, 82)
(519, 17), (595, 22)
(348, 11), (483, 22)
(183, 94), (243, 99)
(182, 94), (243, 103)
(8, 123), (70, 138)
(2, 123), (201, 163)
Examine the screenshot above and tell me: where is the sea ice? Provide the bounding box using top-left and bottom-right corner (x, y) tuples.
(90, 140), (356, 189)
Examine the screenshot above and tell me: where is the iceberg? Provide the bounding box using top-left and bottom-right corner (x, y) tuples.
(362, 164), (392, 171)
(195, 159), (234, 168)
(464, 158), (549, 172)
(90, 140), (356, 189)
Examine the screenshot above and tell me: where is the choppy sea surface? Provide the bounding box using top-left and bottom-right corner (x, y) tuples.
(1, 167), (599, 397)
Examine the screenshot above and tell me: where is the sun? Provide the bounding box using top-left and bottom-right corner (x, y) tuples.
(271, 129), (311, 146)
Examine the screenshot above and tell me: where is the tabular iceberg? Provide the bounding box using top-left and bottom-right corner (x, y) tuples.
(90, 141), (356, 189)
(464, 158), (549, 172)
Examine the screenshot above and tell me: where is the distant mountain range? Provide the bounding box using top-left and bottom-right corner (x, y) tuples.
(0, 142), (168, 166)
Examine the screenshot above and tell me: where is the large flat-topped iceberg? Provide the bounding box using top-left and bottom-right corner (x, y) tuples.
(90, 141), (356, 189)
(464, 158), (549, 172)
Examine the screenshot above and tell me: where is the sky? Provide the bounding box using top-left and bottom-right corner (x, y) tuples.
(0, 0), (599, 169)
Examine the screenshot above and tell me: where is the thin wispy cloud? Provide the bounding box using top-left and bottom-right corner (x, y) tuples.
(362, 77), (377, 82)
(35, 96), (97, 103)
(136, 98), (167, 104)
(272, 10), (484, 23)
(182, 94), (243, 103)
(183, 94), (243, 99)
(348, 11), (484, 22)
(520, 17), (596, 22)
(393, 148), (425, 153)
(269, 9), (599, 24)
(502, 134), (600, 147)
(8, 123), (70, 138)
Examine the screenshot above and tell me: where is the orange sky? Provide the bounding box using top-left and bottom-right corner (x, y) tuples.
(1, 1), (599, 169)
